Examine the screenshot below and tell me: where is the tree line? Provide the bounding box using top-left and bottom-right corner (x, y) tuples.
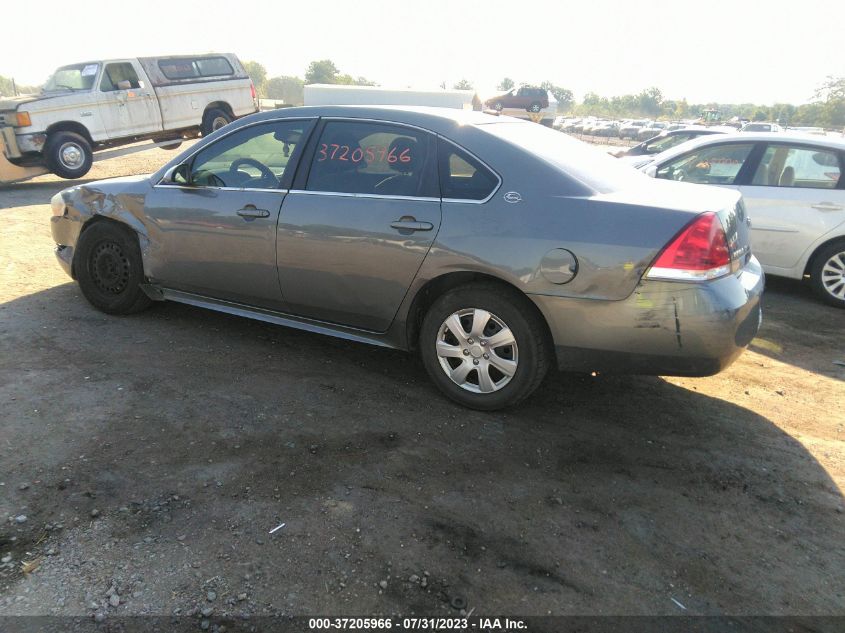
(567, 78), (845, 128)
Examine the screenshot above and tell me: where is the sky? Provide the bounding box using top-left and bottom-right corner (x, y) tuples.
(3, 0), (843, 105)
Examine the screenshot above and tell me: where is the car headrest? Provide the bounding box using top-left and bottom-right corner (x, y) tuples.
(779, 166), (795, 187)
(387, 137), (417, 174)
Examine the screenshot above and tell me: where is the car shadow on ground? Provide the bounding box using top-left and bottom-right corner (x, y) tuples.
(0, 179), (105, 210)
(1, 284), (843, 615)
(750, 277), (845, 381)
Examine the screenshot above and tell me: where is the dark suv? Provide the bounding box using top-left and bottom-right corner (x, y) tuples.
(485, 87), (549, 113)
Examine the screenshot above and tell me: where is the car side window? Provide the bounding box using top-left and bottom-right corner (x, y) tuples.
(305, 121), (436, 197)
(100, 63), (142, 91)
(189, 120), (309, 189)
(438, 139), (499, 201)
(752, 144), (842, 189)
(656, 143), (755, 185)
(645, 133), (692, 154)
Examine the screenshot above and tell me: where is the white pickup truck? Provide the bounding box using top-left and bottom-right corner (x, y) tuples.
(0, 53), (258, 179)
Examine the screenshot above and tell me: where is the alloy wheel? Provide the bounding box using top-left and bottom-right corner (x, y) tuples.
(821, 250), (845, 300)
(436, 308), (518, 394)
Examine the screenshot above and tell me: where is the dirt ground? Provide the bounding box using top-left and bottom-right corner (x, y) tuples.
(0, 144), (843, 622)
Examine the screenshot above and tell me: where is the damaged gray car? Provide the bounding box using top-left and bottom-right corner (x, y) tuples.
(50, 106), (764, 409)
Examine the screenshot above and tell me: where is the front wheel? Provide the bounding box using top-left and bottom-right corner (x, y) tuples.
(419, 284), (552, 410)
(528, 102), (542, 113)
(493, 101), (504, 111)
(75, 221), (152, 315)
(45, 132), (93, 179)
(810, 242), (845, 308)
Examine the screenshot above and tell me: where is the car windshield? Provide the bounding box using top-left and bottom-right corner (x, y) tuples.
(43, 63), (99, 92)
(483, 121), (646, 193)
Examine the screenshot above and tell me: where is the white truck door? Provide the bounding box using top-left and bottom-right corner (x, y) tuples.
(97, 61), (163, 138)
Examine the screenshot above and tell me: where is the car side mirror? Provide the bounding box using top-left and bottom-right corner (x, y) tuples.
(644, 164), (658, 178)
(162, 163), (191, 185)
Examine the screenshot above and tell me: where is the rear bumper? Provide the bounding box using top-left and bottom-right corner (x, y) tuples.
(529, 256), (765, 376)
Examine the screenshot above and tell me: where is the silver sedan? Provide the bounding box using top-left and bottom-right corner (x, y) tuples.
(50, 106), (763, 409)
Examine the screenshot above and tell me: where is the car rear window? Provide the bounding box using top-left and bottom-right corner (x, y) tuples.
(482, 121), (647, 193)
(158, 57), (235, 80)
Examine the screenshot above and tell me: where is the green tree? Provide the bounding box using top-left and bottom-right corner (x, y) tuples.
(266, 75), (304, 105)
(540, 81), (574, 111)
(814, 76), (845, 128)
(497, 77), (514, 91)
(453, 79), (474, 90)
(243, 61), (268, 98)
(0, 74), (41, 96)
(305, 59), (341, 84)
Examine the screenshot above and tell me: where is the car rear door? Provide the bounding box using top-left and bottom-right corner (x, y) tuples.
(143, 118), (315, 310)
(735, 142), (845, 271)
(276, 119), (441, 331)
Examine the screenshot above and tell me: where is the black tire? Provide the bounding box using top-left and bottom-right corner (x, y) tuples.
(44, 131), (93, 179)
(75, 221), (152, 315)
(810, 241), (845, 308)
(201, 108), (232, 136)
(528, 102), (542, 113)
(419, 283), (552, 410)
(160, 141), (183, 150)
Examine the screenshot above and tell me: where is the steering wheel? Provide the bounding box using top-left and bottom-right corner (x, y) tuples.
(229, 158), (278, 187)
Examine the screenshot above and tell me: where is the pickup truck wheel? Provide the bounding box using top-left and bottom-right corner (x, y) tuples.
(160, 141), (182, 150)
(45, 132), (93, 179)
(75, 222), (152, 315)
(202, 108), (232, 136)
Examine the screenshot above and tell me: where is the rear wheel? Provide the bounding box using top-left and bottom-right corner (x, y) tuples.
(45, 131), (93, 179)
(810, 241), (845, 308)
(75, 222), (152, 315)
(528, 102), (542, 113)
(201, 108), (232, 136)
(419, 284), (551, 410)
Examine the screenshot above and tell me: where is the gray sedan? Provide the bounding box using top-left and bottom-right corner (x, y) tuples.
(50, 106), (763, 409)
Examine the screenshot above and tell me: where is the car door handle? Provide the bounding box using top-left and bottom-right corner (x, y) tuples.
(390, 218), (433, 231)
(237, 206), (270, 219)
(811, 202), (843, 212)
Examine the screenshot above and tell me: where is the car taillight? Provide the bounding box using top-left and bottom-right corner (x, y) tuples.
(645, 212), (731, 281)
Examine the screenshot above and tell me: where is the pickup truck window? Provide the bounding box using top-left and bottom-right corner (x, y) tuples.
(43, 63), (99, 92)
(100, 63), (142, 92)
(158, 57), (235, 80)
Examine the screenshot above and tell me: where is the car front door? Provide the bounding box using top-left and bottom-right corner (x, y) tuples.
(736, 143), (845, 271)
(97, 61), (163, 138)
(143, 118), (315, 310)
(276, 119), (441, 331)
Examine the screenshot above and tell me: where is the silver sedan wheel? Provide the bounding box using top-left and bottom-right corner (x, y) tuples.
(436, 308), (518, 394)
(821, 250), (845, 300)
